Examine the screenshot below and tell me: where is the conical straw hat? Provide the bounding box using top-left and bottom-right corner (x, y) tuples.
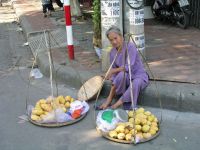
(77, 76), (103, 101)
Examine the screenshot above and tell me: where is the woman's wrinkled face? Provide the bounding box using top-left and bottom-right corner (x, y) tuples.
(108, 32), (123, 49)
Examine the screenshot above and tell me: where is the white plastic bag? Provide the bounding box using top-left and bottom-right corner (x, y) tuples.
(96, 109), (119, 132)
(70, 100), (83, 111)
(55, 108), (73, 123)
(70, 100), (90, 114)
(81, 101), (90, 114)
(30, 68), (43, 79)
(27, 105), (34, 116)
(40, 111), (56, 123)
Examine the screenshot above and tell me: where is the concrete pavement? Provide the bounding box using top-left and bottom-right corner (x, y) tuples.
(1, 2), (200, 150)
(10, 0), (200, 113)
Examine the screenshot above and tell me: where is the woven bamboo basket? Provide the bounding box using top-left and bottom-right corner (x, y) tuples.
(77, 76), (103, 101)
(97, 123), (160, 144)
(28, 112), (87, 127)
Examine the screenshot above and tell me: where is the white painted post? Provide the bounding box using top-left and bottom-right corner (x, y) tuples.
(124, 0), (145, 57)
(101, 0), (123, 71)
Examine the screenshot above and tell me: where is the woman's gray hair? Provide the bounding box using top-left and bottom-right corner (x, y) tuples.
(106, 26), (122, 38)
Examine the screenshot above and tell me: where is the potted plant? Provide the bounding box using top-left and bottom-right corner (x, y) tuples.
(92, 0), (102, 50)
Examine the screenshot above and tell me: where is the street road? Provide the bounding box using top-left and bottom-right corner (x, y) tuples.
(0, 1), (200, 150)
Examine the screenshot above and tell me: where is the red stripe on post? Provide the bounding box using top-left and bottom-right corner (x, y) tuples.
(68, 45), (74, 60)
(64, 6), (72, 25)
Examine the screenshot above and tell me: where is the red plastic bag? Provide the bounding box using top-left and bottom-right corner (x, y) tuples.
(71, 109), (83, 119)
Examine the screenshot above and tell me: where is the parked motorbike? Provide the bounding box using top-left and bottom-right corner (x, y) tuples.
(151, 0), (192, 29)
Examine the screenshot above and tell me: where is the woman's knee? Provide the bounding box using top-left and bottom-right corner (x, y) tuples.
(133, 78), (148, 89)
(133, 78), (142, 85)
(114, 72), (127, 83)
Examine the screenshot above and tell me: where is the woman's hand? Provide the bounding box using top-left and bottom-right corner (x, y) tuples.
(105, 69), (114, 80)
(99, 100), (111, 110)
(105, 67), (125, 80)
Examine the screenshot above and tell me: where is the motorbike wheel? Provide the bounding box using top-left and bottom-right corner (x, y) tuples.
(176, 11), (189, 29)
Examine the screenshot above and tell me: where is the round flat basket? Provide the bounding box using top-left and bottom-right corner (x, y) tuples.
(97, 123), (160, 144)
(77, 76), (103, 101)
(28, 113), (87, 127)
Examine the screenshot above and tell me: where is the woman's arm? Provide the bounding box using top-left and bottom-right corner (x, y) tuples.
(106, 67), (125, 80)
(111, 67), (125, 74)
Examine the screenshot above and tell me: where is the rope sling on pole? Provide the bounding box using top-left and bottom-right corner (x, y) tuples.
(26, 30), (59, 116)
(44, 30), (54, 98)
(126, 33), (163, 124)
(25, 30), (89, 127)
(94, 33), (163, 144)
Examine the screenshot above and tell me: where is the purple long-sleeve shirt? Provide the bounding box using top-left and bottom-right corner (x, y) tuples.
(109, 42), (149, 108)
(110, 42), (148, 83)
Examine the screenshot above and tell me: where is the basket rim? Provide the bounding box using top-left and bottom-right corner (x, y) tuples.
(28, 112), (87, 127)
(99, 129), (160, 144)
(97, 120), (161, 144)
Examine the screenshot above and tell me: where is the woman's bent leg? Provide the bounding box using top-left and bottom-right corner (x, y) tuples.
(112, 71), (128, 95)
(121, 78), (148, 109)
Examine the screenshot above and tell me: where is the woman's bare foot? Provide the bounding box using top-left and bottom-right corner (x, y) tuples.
(111, 99), (123, 109)
(99, 84), (116, 110)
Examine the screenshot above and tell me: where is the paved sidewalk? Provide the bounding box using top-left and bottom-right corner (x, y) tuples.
(11, 0), (200, 113)
(145, 20), (200, 83)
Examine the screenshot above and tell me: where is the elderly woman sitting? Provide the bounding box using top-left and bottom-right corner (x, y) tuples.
(100, 26), (149, 110)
